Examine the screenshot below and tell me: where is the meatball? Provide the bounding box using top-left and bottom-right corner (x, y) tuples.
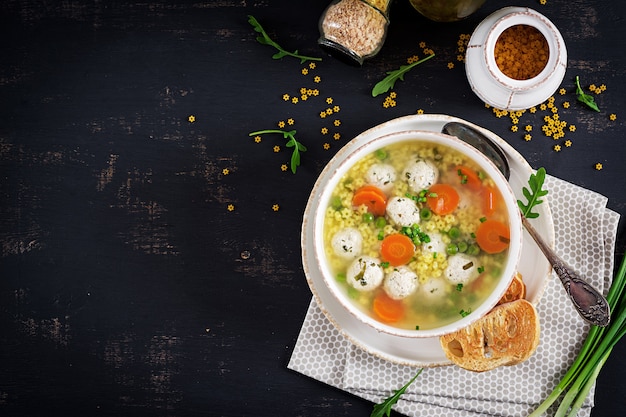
(346, 256), (384, 291)
(331, 227), (363, 259)
(384, 266), (419, 300)
(421, 277), (448, 299)
(422, 232), (446, 254)
(403, 159), (439, 192)
(386, 197), (421, 227)
(444, 253), (480, 284)
(365, 163), (396, 192)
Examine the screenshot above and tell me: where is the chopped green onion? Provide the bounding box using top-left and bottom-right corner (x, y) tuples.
(479, 217), (487, 223)
(374, 148), (388, 160)
(456, 283), (463, 292)
(330, 196), (342, 210)
(420, 207), (432, 220)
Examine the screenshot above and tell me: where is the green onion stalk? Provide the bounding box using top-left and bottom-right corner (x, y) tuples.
(530, 252), (626, 417)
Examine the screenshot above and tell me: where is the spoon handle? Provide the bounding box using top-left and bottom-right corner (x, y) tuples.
(521, 216), (611, 327)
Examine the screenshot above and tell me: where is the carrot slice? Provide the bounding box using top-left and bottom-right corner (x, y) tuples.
(373, 292), (404, 323)
(380, 234), (415, 266)
(455, 165), (482, 191)
(426, 184), (460, 215)
(482, 185), (500, 216)
(475, 219), (510, 254)
(352, 185), (387, 216)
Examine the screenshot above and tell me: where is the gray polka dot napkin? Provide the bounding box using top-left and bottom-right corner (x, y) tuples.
(288, 174), (620, 417)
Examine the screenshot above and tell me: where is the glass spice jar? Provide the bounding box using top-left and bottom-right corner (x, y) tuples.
(318, 0), (393, 66)
(409, 0), (486, 22)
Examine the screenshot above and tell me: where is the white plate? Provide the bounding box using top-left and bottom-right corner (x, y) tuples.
(301, 114), (555, 367)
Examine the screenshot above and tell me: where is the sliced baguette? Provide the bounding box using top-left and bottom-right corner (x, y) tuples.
(440, 299), (540, 372)
(497, 272), (526, 306)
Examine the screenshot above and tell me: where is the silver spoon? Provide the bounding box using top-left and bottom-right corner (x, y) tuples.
(442, 121), (610, 327)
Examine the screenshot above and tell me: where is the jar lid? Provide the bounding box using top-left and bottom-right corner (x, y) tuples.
(465, 7), (567, 110)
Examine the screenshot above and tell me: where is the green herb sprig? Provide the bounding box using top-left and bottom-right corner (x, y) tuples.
(248, 15), (322, 64)
(575, 75), (600, 112)
(517, 167), (548, 218)
(248, 129), (307, 174)
(370, 369), (423, 417)
(371, 54), (435, 97)
(530, 252), (626, 417)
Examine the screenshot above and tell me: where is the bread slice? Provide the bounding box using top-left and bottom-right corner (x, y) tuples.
(497, 272), (526, 306)
(440, 299), (540, 372)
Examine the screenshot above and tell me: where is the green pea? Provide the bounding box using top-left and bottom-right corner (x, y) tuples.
(467, 244), (480, 256)
(446, 243), (459, 255)
(330, 196), (342, 210)
(457, 241), (468, 253)
(420, 207), (432, 220)
(375, 148), (388, 160)
(448, 226), (461, 239)
(375, 217), (387, 229)
(362, 212), (374, 223)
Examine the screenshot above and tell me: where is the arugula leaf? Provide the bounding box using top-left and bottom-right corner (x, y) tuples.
(517, 167), (548, 218)
(575, 76), (600, 112)
(372, 54), (435, 97)
(370, 369), (423, 417)
(249, 129), (307, 174)
(248, 15), (321, 64)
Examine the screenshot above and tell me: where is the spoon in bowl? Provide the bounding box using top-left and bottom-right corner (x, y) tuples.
(442, 121), (610, 327)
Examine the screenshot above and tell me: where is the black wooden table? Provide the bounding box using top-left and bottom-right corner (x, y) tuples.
(1, 0), (624, 416)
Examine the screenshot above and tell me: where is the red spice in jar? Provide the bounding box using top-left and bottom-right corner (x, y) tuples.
(494, 25), (549, 80)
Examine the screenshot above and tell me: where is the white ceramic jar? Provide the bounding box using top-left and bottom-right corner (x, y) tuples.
(465, 7), (567, 110)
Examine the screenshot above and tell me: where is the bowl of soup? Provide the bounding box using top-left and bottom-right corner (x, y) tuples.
(305, 130), (523, 338)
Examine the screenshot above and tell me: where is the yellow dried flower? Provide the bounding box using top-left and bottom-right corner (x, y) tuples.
(227, 204), (235, 211)
(447, 62), (455, 69)
(559, 88), (566, 95)
(291, 97), (298, 104)
(609, 113), (617, 121)
(281, 164), (288, 172)
(319, 111), (327, 118)
(333, 105), (340, 113)
(301, 68), (308, 75)
(254, 136), (262, 143)
(311, 89), (319, 96)
(540, 103), (547, 111)
(188, 115), (196, 123)
(524, 134), (532, 141)
(457, 54), (464, 62)
(272, 204), (280, 211)
(333, 119), (341, 126)
(595, 163), (603, 170)
(553, 144), (561, 152)
(589, 84), (597, 92)
(278, 120), (286, 128)
(273, 145), (280, 153)
(326, 108), (333, 115)
(565, 140), (572, 147)
(323, 142), (330, 150)
(569, 125), (576, 132)
(282, 94), (290, 101)
(309, 62), (316, 69)
(563, 101), (570, 109)
(287, 118), (295, 125)
(525, 125), (533, 132)
(313, 76), (321, 83)
(333, 133), (341, 140)
(417, 109), (424, 114)
(511, 125), (518, 132)
(321, 127), (328, 135)
(419, 41), (426, 48)
(529, 107), (537, 113)
(326, 97), (333, 104)
(389, 91), (397, 99)
(222, 168), (230, 175)
(300, 94), (308, 101)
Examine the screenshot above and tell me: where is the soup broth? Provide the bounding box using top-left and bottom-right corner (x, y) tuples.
(323, 140), (510, 331)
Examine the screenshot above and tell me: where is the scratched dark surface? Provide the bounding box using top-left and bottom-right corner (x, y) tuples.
(0, 0), (624, 416)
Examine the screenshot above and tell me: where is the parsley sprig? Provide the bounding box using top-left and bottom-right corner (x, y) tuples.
(575, 75), (600, 112)
(370, 369), (423, 417)
(248, 15), (322, 64)
(248, 129), (307, 174)
(371, 54), (435, 97)
(517, 167), (548, 218)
